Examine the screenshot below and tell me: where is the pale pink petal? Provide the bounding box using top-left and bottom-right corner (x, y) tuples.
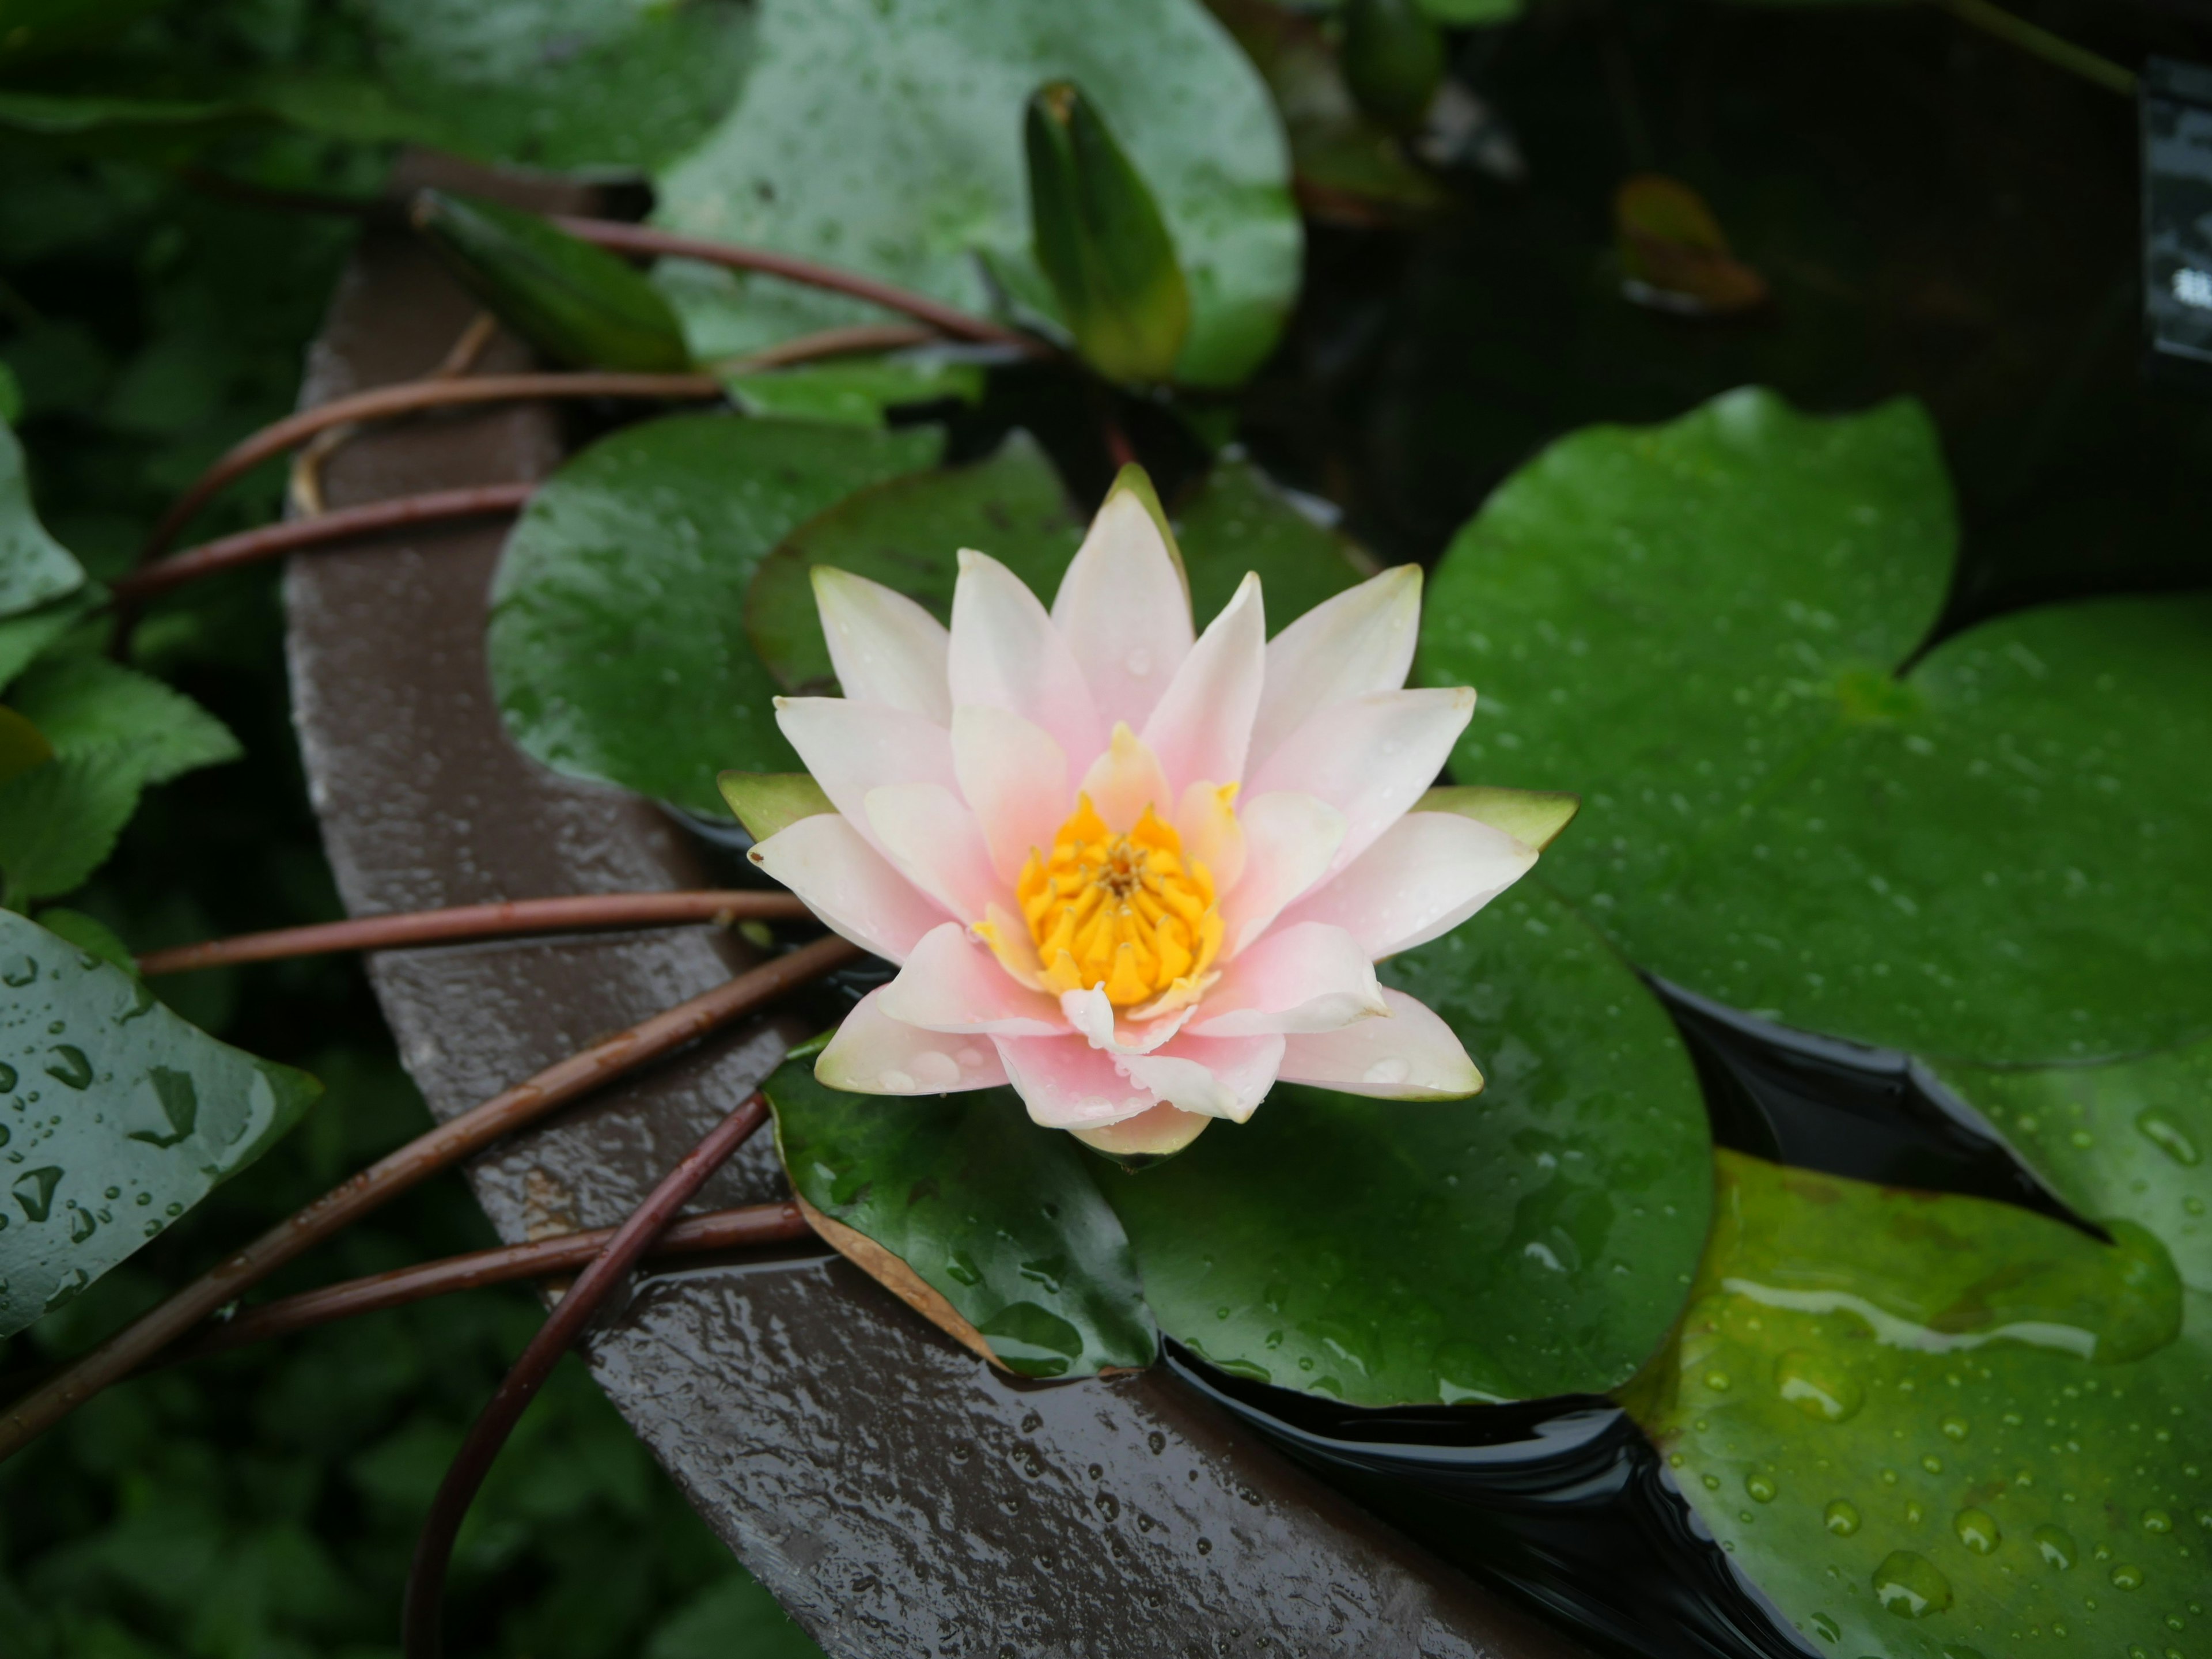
(1278, 812), (1537, 959)
(1059, 986), (1195, 1055)
(1186, 921), (1385, 1037)
(816, 986), (1010, 1096)
(1275, 987), (1482, 1099)
(1217, 791), (1346, 955)
(1248, 565), (1421, 772)
(1173, 779), (1244, 891)
(1247, 688), (1475, 878)
(748, 814), (944, 964)
(864, 783), (1003, 922)
(1115, 1032), (1285, 1122)
(1141, 571), (1264, 794)
(952, 705), (1069, 882)
(1072, 1102), (1213, 1160)
(775, 697), (957, 863)
(1050, 488), (1194, 729)
(949, 548), (1103, 763)
(811, 567), (951, 724)
(1077, 723), (1173, 832)
(877, 922), (1068, 1036)
(995, 1035), (1161, 1129)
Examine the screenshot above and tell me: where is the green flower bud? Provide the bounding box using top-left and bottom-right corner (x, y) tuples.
(1341, 0), (1446, 138)
(1024, 81), (1191, 385)
(410, 190), (692, 373)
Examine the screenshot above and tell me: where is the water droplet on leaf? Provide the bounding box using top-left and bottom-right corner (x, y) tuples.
(1776, 1349), (1863, 1422)
(1954, 1508), (1999, 1554)
(1824, 1500), (1861, 1536)
(2034, 1524), (2078, 1569)
(1871, 1551), (1952, 1618)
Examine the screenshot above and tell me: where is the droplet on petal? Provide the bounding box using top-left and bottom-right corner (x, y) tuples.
(1363, 1057), (1411, 1085)
(879, 1070), (918, 1093)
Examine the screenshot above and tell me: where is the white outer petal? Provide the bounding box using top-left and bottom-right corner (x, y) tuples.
(1050, 488), (1194, 729)
(1140, 571), (1264, 796)
(817, 986), (1010, 1096)
(864, 782), (1003, 923)
(995, 1035), (1162, 1129)
(811, 566), (951, 723)
(1275, 987), (1482, 1099)
(1185, 922), (1385, 1037)
(1278, 812), (1538, 959)
(1247, 687), (1475, 879)
(1217, 791), (1346, 956)
(748, 813), (943, 965)
(1115, 1033), (1285, 1122)
(949, 548), (1103, 764)
(774, 696), (957, 864)
(878, 922), (1069, 1036)
(952, 704), (1069, 883)
(1248, 564), (1421, 772)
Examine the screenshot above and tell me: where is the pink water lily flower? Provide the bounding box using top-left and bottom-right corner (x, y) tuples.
(747, 477), (1539, 1158)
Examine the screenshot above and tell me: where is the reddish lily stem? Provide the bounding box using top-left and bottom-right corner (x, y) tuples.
(167, 1201), (810, 1365)
(137, 891), (811, 976)
(141, 371), (723, 563)
(112, 484), (536, 604)
(551, 216), (1045, 355)
(0, 934), (859, 1462)
(403, 1091), (774, 1659)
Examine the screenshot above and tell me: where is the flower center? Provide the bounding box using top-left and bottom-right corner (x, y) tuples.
(1018, 794), (1222, 1007)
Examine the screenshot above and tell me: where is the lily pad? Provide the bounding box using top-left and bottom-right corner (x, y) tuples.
(651, 0), (1301, 388)
(747, 431), (1082, 694)
(763, 1046), (1157, 1379)
(1, 414), (84, 620)
(487, 414), (942, 819)
(718, 355), (985, 430)
(1101, 881), (1713, 1407)
(0, 910), (321, 1336)
(1174, 453), (1372, 629)
(1627, 1149), (2210, 1659)
(1421, 387), (2212, 1068)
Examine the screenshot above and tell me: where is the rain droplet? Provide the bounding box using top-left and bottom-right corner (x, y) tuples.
(1940, 1415), (1969, 1441)
(10, 1167), (61, 1224)
(1871, 1551), (1952, 1618)
(1363, 1057), (1410, 1086)
(1746, 1473), (1778, 1503)
(1808, 1612), (1840, 1643)
(2134, 1109), (2200, 1166)
(1824, 1500), (1861, 1536)
(0, 1063), (14, 1092)
(1775, 1350), (1863, 1423)
(1703, 1370), (1732, 1392)
(877, 1069), (918, 1093)
(1124, 646), (1153, 678)
(1954, 1508), (2000, 1554)
(2143, 1509), (2173, 1534)
(1921, 1455), (1944, 1475)
(1702, 1474), (1722, 1491)
(1942, 1647), (1986, 1659)
(42, 1046), (92, 1090)
(945, 1250), (982, 1286)
(2034, 1524), (2078, 1569)
(2111, 1563), (2145, 1591)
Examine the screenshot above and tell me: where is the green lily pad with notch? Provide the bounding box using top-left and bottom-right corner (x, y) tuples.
(0, 910), (321, 1336)
(487, 414), (942, 819)
(1421, 386), (2212, 1070)
(652, 0), (1300, 389)
(763, 1043), (1157, 1378)
(1101, 880), (1713, 1406)
(747, 430), (1082, 694)
(1626, 1149), (2209, 1658)
(2, 414), (85, 621)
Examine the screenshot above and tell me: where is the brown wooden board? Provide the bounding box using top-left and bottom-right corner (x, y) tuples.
(282, 151), (1588, 1659)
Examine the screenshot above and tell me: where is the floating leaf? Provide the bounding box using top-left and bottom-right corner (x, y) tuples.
(653, 0), (1300, 388)
(1614, 174), (1770, 316)
(763, 1046), (1157, 1379)
(1424, 388), (2212, 1072)
(1, 412), (84, 620)
(488, 414), (942, 819)
(1173, 453), (1372, 630)
(1627, 1150), (2209, 1659)
(1103, 882), (1713, 1406)
(0, 910), (320, 1336)
(410, 191), (691, 373)
(718, 355), (985, 430)
(746, 431), (1081, 694)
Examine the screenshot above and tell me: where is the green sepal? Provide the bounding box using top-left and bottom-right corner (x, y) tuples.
(1024, 81), (1192, 385)
(411, 190), (693, 373)
(717, 771), (833, 844)
(1414, 784), (1580, 851)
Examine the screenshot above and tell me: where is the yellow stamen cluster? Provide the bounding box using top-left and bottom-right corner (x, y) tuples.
(1020, 795), (1222, 1007)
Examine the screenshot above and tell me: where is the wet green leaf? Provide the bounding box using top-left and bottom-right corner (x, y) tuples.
(1, 412), (85, 620)
(30, 907), (135, 976)
(718, 355), (985, 429)
(763, 1046), (1158, 1379)
(0, 587), (100, 691)
(1025, 81), (1192, 384)
(1627, 1150), (2209, 1659)
(653, 0), (1300, 388)
(9, 654), (240, 785)
(0, 750), (142, 904)
(0, 909), (321, 1337)
(1422, 387), (2212, 1067)
(1103, 882), (1713, 1406)
(411, 191), (691, 373)
(747, 431), (1081, 695)
(1174, 453), (1372, 630)
(488, 414), (941, 819)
